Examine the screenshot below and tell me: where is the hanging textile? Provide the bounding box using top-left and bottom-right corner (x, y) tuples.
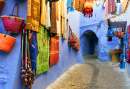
(50, 2), (57, 34)
(55, 1), (61, 36)
(49, 0), (59, 2)
(46, 1), (51, 28)
(83, 0), (93, 18)
(75, 0), (85, 12)
(67, 0), (74, 13)
(63, 2), (68, 40)
(30, 31), (38, 70)
(104, 0), (109, 20)
(55, 1), (60, 21)
(122, 0), (128, 12)
(26, 0), (40, 32)
(111, 0), (116, 13)
(41, 0), (47, 26)
(50, 35), (59, 67)
(21, 26), (35, 89)
(36, 26), (50, 75)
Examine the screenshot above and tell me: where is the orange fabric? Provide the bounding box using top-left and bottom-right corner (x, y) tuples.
(0, 34), (16, 52)
(83, 0), (93, 18)
(55, 1), (59, 21)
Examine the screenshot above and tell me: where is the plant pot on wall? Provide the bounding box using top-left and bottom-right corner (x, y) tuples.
(0, 0), (4, 13)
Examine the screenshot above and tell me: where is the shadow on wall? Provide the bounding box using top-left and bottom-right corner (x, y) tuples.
(80, 30), (98, 58)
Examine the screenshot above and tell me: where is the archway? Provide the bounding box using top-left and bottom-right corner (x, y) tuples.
(80, 30), (98, 59)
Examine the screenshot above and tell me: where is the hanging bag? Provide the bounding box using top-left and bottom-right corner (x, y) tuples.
(1, 4), (25, 33)
(116, 22), (121, 38)
(0, 32), (16, 52)
(0, 0), (4, 13)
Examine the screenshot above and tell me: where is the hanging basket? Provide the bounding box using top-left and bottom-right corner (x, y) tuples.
(0, 0), (4, 13)
(1, 4), (25, 33)
(0, 33), (16, 52)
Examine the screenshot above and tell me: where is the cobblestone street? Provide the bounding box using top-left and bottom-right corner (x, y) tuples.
(47, 55), (130, 89)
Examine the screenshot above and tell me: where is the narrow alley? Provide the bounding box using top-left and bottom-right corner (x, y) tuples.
(47, 55), (130, 89)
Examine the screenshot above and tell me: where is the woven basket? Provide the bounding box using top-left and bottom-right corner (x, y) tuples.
(0, 33), (16, 52)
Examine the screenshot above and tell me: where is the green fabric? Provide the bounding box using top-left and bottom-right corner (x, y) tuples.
(36, 26), (50, 75)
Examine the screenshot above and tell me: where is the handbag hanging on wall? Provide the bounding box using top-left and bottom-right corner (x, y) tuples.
(0, 0), (4, 13)
(0, 32), (16, 52)
(1, 4), (25, 33)
(68, 26), (77, 48)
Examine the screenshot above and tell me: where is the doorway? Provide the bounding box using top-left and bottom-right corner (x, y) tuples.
(80, 30), (98, 58)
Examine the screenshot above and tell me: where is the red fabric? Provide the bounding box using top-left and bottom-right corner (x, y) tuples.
(55, 2), (59, 21)
(83, 0), (93, 18)
(112, 0), (116, 12)
(50, 36), (59, 67)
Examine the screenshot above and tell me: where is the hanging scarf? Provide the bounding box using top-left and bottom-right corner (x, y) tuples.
(50, 35), (59, 67)
(21, 26), (35, 89)
(63, 2), (68, 40)
(55, 1), (61, 36)
(83, 0), (93, 18)
(46, 1), (51, 28)
(36, 26), (50, 75)
(67, 0), (74, 13)
(75, 0), (85, 12)
(104, 0), (109, 20)
(112, 0), (116, 13)
(122, 0), (128, 12)
(41, 0), (47, 26)
(50, 2), (57, 34)
(26, 0), (40, 32)
(30, 31), (38, 70)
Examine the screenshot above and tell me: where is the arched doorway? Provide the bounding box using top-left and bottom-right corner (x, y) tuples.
(80, 30), (98, 59)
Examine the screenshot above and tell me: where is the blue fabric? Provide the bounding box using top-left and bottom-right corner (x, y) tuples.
(67, 0), (74, 13)
(30, 31), (38, 70)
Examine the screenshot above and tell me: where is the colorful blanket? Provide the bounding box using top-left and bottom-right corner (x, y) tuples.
(36, 26), (50, 75)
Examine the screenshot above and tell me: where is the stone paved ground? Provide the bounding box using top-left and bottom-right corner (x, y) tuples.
(47, 55), (130, 89)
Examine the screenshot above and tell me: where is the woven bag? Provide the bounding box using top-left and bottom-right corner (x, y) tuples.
(0, 32), (16, 52)
(1, 4), (25, 33)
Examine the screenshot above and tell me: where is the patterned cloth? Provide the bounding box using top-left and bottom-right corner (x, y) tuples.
(36, 26), (50, 75)
(30, 31), (38, 70)
(26, 0), (40, 32)
(75, 0), (85, 12)
(67, 0), (74, 13)
(50, 2), (57, 34)
(50, 36), (59, 67)
(41, 0), (47, 26)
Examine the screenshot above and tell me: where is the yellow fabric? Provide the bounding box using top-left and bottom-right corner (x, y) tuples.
(63, 2), (67, 40)
(41, 0), (47, 26)
(122, 0), (128, 12)
(75, 0), (85, 12)
(26, 0), (40, 32)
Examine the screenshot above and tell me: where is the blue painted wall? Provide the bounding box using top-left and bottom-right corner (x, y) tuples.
(80, 1), (120, 62)
(0, 0), (83, 89)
